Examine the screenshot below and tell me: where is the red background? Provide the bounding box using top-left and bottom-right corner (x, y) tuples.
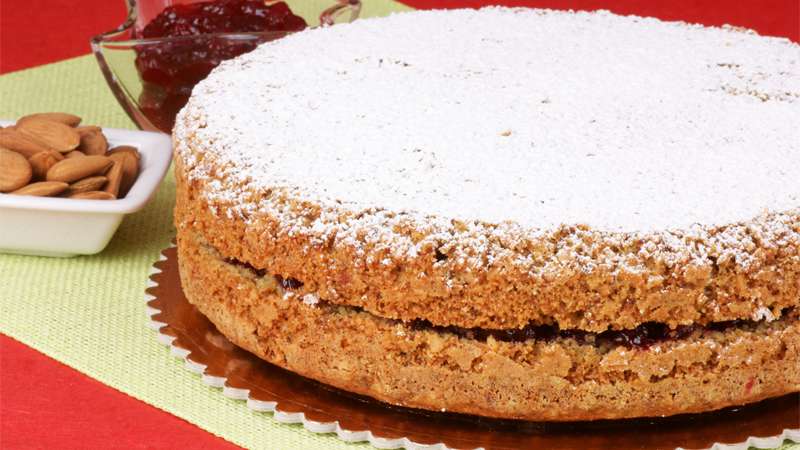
(0, 0), (797, 448)
(0, 0), (797, 74)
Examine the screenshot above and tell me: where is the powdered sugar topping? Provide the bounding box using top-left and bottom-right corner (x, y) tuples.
(176, 8), (800, 242)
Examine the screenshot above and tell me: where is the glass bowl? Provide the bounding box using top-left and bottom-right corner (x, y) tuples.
(91, 0), (361, 133)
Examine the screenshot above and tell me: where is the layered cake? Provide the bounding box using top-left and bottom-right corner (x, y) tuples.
(172, 8), (800, 420)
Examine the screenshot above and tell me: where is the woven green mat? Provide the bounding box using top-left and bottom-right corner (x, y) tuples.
(0, 2), (410, 449)
(0, 2), (796, 449)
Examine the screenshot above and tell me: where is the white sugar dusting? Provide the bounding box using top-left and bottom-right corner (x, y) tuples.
(174, 8), (800, 269)
(752, 307), (776, 322)
(302, 293), (320, 306)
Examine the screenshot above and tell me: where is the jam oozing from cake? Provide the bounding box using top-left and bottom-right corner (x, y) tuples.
(408, 318), (710, 349)
(224, 257), (268, 277)
(223, 258), (303, 289)
(134, 0), (307, 132)
(276, 274), (304, 290)
(223, 256), (785, 349)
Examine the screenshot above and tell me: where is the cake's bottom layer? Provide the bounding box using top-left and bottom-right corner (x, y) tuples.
(176, 229), (800, 421)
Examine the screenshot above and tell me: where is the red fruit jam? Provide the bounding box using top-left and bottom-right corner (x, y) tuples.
(134, 0), (307, 132)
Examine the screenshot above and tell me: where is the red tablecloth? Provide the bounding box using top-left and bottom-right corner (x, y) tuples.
(1, 0), (796, 74)
(1, 1), (797, 448)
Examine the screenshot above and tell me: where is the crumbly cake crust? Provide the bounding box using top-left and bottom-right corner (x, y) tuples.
(175, 227), (800, 421)
(173, 8), (800, 331)
(171, 7), (800, 419)
(174, 152), (800, 331)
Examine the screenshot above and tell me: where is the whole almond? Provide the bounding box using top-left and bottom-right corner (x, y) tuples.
(18, 113), (82, 128)
(67, 176), (107, 194)
(28, 150), (64, 180)
(46, 155), (112, 183)
(11, 181), (69, 197)
(109, 151), (139, 196)
(0, 148), (33, 192)
(68, 191), (115, 200)
(103, 161), (123, 197)
(66, 150), (86, 159)
(76, 126), (102, 136)
(108, 145), (140, 161)
(77, 128), (108, 156)
(0, 128), (51, 158)
(49, 149), (64, 160)
(18, 119), (81, 153)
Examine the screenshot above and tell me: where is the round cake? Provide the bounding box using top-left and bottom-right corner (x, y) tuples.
(172, 7), (800, 421)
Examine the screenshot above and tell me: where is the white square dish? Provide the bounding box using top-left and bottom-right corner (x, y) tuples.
(0, 120), (172, 257)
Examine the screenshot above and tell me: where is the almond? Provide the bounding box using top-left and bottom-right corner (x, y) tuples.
(76, 126), (102, 136)
(66, 150), (86, 159)
(103, 160), (123, 197)
(18, 113), (82, 128)
(18, 119), (81, 153)
(11, 181), (69, 197)
(46, 155), (112, 183)
(68, 191), (115, 200)
(77, 128), (108, 156)
(109, 151), (139, 196)
(49, 149), (65, 160)
(0, 148), (33, 192)
(108, 145), (140, 161)
(67, 176), (107, 195)
(28, 150), (64, 180)
(0, 128), (51, 158)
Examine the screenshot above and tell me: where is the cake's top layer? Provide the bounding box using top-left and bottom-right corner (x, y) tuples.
(179, 7), (799, 232)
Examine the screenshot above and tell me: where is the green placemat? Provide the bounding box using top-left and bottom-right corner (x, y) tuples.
(0, 54), (363, 450)
(0, 2), (410, 449)
(0, 2), (795, 449)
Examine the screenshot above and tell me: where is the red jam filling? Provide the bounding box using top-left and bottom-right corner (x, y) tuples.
(275, 274), (304, 290)
(134, 0), (307, 132)
(224, 258), (304, 289)
(409, 318), (709, 349)
(224, 256), (774, 349)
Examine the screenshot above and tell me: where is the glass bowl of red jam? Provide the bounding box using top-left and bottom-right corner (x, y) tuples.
(92, 0), (361, 133)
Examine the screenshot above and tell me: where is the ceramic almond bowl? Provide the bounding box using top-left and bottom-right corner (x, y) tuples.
(0, 120), (172, 257)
